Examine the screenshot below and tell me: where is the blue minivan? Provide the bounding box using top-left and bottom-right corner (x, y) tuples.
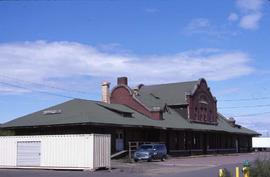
(133, 144), (167, 162)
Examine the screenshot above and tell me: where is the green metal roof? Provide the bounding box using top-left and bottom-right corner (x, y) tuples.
(136, 81), (197, 107)
(1, 99), (258, 135)
(1, 99), (161, 128)
(96, 102), (134, 113)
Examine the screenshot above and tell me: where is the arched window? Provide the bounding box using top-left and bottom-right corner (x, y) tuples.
(195, 93), (213, 123)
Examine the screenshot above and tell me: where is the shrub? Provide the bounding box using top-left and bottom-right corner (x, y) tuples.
(250, 158), (270, 177)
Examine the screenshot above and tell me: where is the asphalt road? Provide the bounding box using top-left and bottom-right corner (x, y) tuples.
(168, 163), (243, 177)
(0, 152), (269, 177)
(0, 165), (242, 177)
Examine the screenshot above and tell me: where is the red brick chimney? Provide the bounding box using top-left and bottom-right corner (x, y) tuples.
(117, 77), (128, 85)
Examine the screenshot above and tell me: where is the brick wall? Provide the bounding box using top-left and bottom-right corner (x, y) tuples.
(110, 86), (162, 120)
(186, 79), (218, 124)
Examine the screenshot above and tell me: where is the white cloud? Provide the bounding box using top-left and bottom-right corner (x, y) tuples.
(228, 13), (239, 22)
(237, 116), (270, 136)
(239, 12), (262, 29)
(185, 18), (238, 38)
(0, 85), (29, 95)
(236, 0), (264, 12)
(186, 18), (210, 30)
(0, 41), (254, 94)
(232, 0), (264, 30)
(218, 87), (241, 95)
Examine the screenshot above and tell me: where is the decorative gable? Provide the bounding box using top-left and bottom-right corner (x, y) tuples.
(186, 78), (218, 124)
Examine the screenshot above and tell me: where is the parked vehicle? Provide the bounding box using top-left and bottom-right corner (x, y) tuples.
(133, 144), (167, 162)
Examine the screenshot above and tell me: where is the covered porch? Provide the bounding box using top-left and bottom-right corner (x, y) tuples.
(7, 124), (252, 155)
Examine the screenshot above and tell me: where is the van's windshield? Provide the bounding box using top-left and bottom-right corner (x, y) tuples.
(139, 145), (153, 150)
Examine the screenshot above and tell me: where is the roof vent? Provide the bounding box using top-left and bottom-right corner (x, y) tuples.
(133, 84), (144, 96)
(133, 88), (139, 96)
(152, 106), (161, 111)
(227, 117), (237, 127)
(228, 117), (236, 123)
(150, 93), (160, 99)
(185, 91), (191, 96)
(137, 84), (144, 89)
(43, 109), (62, 115)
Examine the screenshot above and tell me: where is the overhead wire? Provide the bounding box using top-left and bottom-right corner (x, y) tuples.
(229, 111), (270, 117)
(1, 74), (270, 117)
(0, 81), (77, 99)
(218, 104), (270, 109)
(2, 74), (270, 102)
(219, 97), (270, 102)
(0, 74), (91, 95)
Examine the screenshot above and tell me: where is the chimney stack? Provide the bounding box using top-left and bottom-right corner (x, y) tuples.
(117, 77), (128, 85)
(101, 81), (110, 103)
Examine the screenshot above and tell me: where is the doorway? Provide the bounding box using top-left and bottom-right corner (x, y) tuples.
(17, 141), (41, 167)
(116, 129), (124, 151)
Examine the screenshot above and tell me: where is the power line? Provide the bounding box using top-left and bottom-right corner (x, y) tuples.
(0, 74), (91, 95)
(219, 97), (270, 102)
(1, 74), (269, 103)
(1, 79), (270, 118)
(231, 111), (270, 117)
(218, 104), (270, 109)
(2, 74), (270, 111)
(0, 81), (77, 99)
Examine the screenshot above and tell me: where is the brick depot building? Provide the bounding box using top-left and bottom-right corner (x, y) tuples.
(1, 77), (258, 155)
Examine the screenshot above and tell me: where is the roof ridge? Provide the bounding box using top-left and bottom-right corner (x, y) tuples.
(142, 80), (198, 88)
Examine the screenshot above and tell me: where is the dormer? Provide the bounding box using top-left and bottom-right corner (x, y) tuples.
(110, 77), (164, 120)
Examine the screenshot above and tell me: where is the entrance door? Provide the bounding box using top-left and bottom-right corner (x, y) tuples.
(116, 130), (124, 151)
(17, 141), (41, 166)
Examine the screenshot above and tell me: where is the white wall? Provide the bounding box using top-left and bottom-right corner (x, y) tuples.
(252, 137), (270, 148)
(0, 137), (17, 166)
(0, 134), (110, 170)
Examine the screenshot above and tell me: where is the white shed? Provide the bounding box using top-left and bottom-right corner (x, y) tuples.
(252, 137), (270, 149)
(0, 134), (111, 170)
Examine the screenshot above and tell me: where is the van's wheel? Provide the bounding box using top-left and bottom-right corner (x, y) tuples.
(134, 159), (138, 162)
(161, 156), (166, 161)
(147, 157), (152, 162)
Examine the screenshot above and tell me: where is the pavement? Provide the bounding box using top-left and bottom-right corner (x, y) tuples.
(0, 152), (269, 177)
(111, 151), (270, 176)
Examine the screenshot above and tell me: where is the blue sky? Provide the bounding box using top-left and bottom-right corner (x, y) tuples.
(0, 0), (269, 135)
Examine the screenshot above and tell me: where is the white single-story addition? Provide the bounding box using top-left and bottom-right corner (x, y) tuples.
(252, 137), (270, 150)
(0, 134), (111, 170)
